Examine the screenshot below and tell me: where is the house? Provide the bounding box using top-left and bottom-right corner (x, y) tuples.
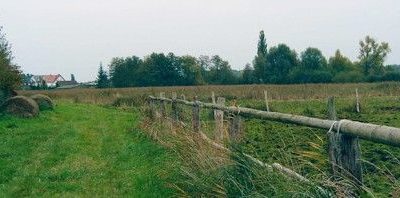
(56, 74), (79, 88)
(31, 74), (65, 88)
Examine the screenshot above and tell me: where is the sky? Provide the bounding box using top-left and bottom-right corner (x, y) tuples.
(1, 0), (399, 82)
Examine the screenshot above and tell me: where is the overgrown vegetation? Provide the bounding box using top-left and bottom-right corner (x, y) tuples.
(141, 94), (400, 197)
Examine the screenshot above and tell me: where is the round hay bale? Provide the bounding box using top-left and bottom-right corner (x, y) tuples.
(1, 96), (39, 118)
(30, 94), (54, 111)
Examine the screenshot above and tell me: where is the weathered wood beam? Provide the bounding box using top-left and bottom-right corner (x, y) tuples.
(149, 96), (400, 147)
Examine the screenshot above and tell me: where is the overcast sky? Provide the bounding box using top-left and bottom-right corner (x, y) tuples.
(1, 0), (399, 82)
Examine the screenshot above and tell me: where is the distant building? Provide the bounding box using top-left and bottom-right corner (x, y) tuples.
(29, 74), (79, 88)
(31, 74), (65, 88)
(56, 74), (78, 88)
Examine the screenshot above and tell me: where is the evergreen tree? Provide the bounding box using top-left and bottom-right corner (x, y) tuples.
(96, 63), (109, 88)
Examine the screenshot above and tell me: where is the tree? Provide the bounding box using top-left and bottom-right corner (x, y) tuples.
(108, 56), (142, 87)
(290, 47), (332, 83)
(358, 36), (391, 75)
(328, 50), (356, 75)
(96, 63), (109, 88)
(253, 30), (268, 83)
(139, 53), (181, 86)
(242, 63), (255, 84)
(265, 44), (299, 83)
(179, 55), (204, 85)
(301, 47), (328, 70)
(207, 55), (237, 84)
(0, 27), (21, 94)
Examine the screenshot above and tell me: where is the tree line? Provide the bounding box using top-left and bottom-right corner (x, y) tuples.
(97, 31), (398, 88)
(96, 54), (240, 88)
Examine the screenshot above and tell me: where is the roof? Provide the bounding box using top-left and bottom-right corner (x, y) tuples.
(32, 74), (65, 84)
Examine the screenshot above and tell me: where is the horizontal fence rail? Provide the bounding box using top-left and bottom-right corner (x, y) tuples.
(149, 96), (400, 147)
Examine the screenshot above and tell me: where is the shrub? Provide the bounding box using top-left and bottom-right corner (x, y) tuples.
(0, 96), (39, 118)
(30, 94), (54, 111)
(112, 96), (140, 107)
(289, 70), (333, 84)
(333, 71), (365, 83)
(381, 72), (400, 82)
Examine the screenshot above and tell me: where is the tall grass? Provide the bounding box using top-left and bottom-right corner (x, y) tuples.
(140, 115), (335, 197)
(139, 94), (400, 197)
(20, 82), (400, 106)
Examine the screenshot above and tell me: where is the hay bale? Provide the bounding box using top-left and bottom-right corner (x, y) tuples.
(0, 89), (17, 105)
(0, 96), (39, 118)
(30, 94), (54, 111)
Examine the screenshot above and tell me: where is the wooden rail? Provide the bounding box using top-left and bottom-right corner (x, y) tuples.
(149, 96), (400, 147)
(149, 93), (400, 189)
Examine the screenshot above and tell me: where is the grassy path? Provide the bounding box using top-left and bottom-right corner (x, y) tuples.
(0, 102), (178, 197)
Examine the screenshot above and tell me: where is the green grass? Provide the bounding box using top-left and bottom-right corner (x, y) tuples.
(155, 95), (400, 196)
(0, 101), (178, 197)
(236, 96), (400, 196)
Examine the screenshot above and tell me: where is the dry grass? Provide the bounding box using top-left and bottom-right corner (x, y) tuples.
(20, 82), (400, 105)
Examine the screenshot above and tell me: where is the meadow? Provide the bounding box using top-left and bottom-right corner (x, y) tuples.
(13, 82), (400, 197)
(0, 101), (179, 197)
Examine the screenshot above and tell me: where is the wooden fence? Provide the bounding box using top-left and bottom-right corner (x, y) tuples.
(148, 93), (400, 186)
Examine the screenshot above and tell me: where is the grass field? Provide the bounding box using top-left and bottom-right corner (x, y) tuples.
(12, 82), (400, 196)
(0, 101), (178, 197)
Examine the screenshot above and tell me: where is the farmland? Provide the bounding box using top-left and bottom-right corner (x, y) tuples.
(9, 82), (400, 196)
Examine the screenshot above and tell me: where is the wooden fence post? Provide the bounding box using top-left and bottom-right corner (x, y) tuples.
(149, 98), (156, 119)
(192, 96), (200, 133)
(229, 114), (242, 141)
(212, 92), (217, 120)
(215, 97), (225, 141)
(327, 96), (363, 186)
(171, 92), (178, 122)
(264, 90), (270, 112)
(355, 88), (360, 113)
(160, 92), (166, 117)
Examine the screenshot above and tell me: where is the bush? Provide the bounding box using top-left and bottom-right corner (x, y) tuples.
(381, 72), (400, 82)
(0, 96), (39, 118)
(332, 71), (365, 83)
(30, 94), (54, 111)
(289, 70), (333, 83)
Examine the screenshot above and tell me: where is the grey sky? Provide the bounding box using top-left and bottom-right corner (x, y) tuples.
(1, 0), (399, 82)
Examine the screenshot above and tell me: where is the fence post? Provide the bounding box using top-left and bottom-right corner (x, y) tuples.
(149, 98), (156, 119)
(211, 91), (217, 118)
(160, 92), (166, 117)
(264, 90), (270, 112)
(229, 114), (242, 142)
(171, 92), (178, 122)
(327, 96), (363, 187)
(192, 96), (200, 133)
(355, 88), (360, 113)
(215, 97), (225, 141)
